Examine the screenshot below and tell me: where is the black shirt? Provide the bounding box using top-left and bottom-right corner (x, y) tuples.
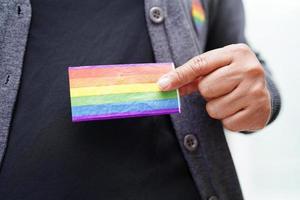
(0, 0), (200, 199)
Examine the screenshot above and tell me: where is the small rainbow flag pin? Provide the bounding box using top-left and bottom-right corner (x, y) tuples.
(192, 0), (206, 30)
(68, 63), (181, 122)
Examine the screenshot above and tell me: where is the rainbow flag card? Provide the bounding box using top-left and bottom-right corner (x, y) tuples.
(68, 63), (181, 122)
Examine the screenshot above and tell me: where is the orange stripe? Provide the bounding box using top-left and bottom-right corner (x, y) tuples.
(70, 74), (162, 88)
(192, 0), (205, 15)
(69, 65), (172, 79)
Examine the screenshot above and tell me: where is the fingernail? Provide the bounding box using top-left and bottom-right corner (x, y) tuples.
(157, 76), (171, 90)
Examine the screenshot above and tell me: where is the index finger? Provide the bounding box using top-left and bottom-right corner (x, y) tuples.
(157, 47), (232, 91)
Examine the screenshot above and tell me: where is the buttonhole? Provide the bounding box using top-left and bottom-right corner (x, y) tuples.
(5, 74), (10, 85)
(17, 4), (22, 16)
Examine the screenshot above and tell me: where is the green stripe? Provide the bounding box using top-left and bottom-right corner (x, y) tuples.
(194, 17), (204, 24)
(71, 91), (178, 106)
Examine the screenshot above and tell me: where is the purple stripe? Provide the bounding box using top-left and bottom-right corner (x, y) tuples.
(72, 108), (179, 122)
(68, 62), (173, 70)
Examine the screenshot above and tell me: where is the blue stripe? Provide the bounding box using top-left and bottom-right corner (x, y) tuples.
(72, 99), (179, 117)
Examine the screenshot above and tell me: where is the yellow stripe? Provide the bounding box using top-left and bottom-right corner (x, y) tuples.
(70, 83), (161, 97)
(192, 10), (205, 21)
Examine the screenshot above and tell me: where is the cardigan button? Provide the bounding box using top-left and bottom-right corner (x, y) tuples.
(149, 7), (164, 23)
(208, 196), (218, 200)
(183, 134), (198, 152)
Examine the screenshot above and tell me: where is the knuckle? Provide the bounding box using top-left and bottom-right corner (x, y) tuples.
(222, 120), (240, 132)
(257, 122), (266, 130)
(235, 43), (251, 53)
(254, 118), (266, 131)
(252, 87), (264, 98)
(246, 64), (265, 78)
(256, 100), (271, 128)
(174, 69), (187, 82)
(191, 55), (208, 72)
(251, 84), (267, 98)
(206, 102), (219, 119)
(198, 82), (210, 97)
(247, 105), (269, 131)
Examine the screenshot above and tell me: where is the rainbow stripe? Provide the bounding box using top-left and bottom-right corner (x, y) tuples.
(192, 0), (206, 30)
(68, 63), (181, 122)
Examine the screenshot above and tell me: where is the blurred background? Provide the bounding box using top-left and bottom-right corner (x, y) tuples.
(226, 0), (300, 199)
